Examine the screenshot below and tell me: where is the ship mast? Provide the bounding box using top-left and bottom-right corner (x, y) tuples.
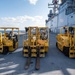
(48, 0), (60, 16)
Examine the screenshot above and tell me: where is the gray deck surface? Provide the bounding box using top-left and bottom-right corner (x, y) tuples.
(0, 33), (75, 75)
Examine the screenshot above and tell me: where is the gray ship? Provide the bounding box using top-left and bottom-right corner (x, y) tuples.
(46, 0), (75, 33)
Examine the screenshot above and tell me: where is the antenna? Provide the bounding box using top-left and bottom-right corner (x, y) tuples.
(48, 0), (60, 15)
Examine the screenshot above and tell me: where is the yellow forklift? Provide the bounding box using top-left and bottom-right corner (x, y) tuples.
(0, 27), (19, 54)
(23, 27), (49, 70)
(56, 26), (75, 58)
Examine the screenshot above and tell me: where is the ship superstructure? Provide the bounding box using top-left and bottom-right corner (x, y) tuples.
(46, 0), (75, 33)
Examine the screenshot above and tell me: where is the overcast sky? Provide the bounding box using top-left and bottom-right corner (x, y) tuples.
(0, 0), (52, 30)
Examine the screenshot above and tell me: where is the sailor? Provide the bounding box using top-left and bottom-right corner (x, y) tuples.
(8, 31), (17, 48)
(62, 26), (68, 36)
(41, 31), (48, 40)
(62, 26), (67, 34)
(8, 31), (13, 39)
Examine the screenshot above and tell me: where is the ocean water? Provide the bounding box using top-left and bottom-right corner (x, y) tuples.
(0, 30), (25, 34)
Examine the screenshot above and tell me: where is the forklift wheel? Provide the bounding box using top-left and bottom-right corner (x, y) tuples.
(63, 46), (69, 57)
(3, 47), (8, 55)
(56, 42), (58, 48)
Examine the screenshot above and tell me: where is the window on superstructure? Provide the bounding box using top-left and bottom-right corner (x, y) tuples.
(65, 7), (73, 15)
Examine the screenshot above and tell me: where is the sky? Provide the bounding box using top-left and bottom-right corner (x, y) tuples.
(0, 0), (52, 30)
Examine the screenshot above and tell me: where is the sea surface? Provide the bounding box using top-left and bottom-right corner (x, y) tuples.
(0, 30), (25, 34)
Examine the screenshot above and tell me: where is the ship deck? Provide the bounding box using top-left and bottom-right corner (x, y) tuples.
(0, 33), (75, 75)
